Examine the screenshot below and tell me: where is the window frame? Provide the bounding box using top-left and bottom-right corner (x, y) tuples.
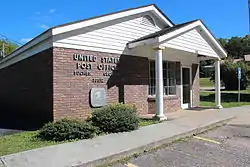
(148, 60), (177, 97)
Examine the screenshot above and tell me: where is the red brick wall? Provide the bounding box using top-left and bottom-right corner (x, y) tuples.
(0, 46), (200, 129)
(0, 48), (53, 130)
(53, 47), (149, 120)
(148, 96), (181, 114)
(147, 62), (182, 114)
(53, 48), (186, 119)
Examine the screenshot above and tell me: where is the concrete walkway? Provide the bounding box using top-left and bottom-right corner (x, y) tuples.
(1, 106), (250, 167)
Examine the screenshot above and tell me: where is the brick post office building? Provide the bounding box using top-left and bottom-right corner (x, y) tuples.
(0, 4), (227, 129)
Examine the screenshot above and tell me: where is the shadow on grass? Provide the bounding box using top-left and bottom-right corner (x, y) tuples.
(200, 93), (250, 102)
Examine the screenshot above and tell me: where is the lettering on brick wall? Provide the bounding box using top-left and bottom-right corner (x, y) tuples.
(73, 71), (91, 76)
(98, 57), (119, 76)
(73, 53), (119, 77)
(92, 78), (104, 83)
(73, 54), (97, 62)
(73, 54), (96, 76)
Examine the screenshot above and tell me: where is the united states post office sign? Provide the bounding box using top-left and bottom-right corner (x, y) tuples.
(73, 53), (119, 77)
(90, 88), (107, 107)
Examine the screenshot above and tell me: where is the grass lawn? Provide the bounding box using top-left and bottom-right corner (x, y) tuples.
(200, 92), (250, 108)
(200, 78), (214, 87)
(139, 119), (160, 127)
(0, 131), (61, 156)
(200, 101), (250, 108)
(0, 119), (160, 156)
(222, 88), (250, 93)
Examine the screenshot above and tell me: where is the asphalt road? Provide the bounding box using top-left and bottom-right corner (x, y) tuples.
(113, 124), (250, 167)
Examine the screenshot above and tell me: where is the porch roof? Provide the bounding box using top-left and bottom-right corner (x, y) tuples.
(128, 20), (198, 44)
(127, 20), (227, 58)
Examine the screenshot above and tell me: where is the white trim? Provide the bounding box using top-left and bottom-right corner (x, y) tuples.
(181, 66), (192, 109)
(129, 20), (227, 58)
(0, 38), (53, 69)
(164, 43), (218, 58)
(52, 5), (173, 35)
(0, 30), (52, 67)
(152, 7), (174, 27)
(199, 23), (227, 57)
(53, 42), (129, 55)
(0, 5), (172, 69)
(158, 20), (226, 58)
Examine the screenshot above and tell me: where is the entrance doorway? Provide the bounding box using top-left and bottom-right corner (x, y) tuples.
(182, 67), (191, 109)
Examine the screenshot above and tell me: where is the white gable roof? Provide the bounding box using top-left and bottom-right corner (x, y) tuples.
(128, 20), (227, 58)
(52, 4), (174, 35)
(159, 20), (227, 58)
(0, 4), (174, 69)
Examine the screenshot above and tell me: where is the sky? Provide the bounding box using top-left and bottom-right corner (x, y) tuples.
(0, 0), (249, 45)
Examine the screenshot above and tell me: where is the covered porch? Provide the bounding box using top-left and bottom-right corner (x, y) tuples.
(127, 20), (227, 120)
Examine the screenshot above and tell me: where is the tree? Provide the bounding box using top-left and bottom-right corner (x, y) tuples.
(201, 35), (250, 81)
(200, 59), (215, 78)
(218, 38), (228, 49)
(225, 37), (244, 59)
(0, 40), (19, 58)
(242, 35), (250, 55)
(211, 60), (250, 90)
(218, 35), (250, 59)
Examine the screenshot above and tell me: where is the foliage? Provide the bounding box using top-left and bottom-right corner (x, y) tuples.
(211, 61), (250, 90)
(0, 116), (160, 156)
(0, 40), (19, 57)
(91, 103), (140, 133)
(220, 61), (250, 90)
(38, 119), (98, 141)
(225, 37), (244, 58)
(218, 35), (250, 59)
(201, 35), (250, 78)
(200, 60), (214, 78)
(218, 38), (228, 49)
(242, 35), (250, 54)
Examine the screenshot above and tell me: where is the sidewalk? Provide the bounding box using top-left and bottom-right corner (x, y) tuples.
(1, 106), (250, 167)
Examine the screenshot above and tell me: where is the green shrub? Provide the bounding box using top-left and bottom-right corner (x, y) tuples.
(211, 60), (250, 90)
(91, 103), (140, 133)
(38, 119), (98, 141)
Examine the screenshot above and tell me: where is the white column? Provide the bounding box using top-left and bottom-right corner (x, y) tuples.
(215, 59), (222, 109)
(154, 46), (167, 120)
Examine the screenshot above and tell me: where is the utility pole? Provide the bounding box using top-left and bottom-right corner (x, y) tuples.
(249, 0), (250, 33)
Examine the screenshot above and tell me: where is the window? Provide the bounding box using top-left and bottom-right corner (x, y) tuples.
(149, 61), (176, 96)
(141, 15), (155, 27)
